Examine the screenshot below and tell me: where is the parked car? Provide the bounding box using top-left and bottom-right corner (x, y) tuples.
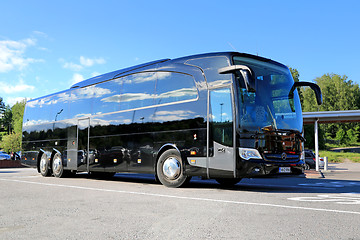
(0, 151), (11, 160)
(304, 149), (324, 170)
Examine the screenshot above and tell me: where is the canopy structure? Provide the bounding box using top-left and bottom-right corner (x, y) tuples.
(303, 110), (360, 171)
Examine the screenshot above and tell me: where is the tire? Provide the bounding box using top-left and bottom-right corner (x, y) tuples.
(52, 153), (67, 178)
(39, 153), (51, 177)
(216, 178), (242, 187)
(156, 149), (189, 188)
(305, 163), (310, 170)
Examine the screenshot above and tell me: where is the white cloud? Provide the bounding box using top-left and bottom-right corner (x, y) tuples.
(63, 56), (106, 71)
(80, 56), (105, 67)
(0, 38), (42, 73)
(70, 73), (85, 85)
(32, 31), (48, 38)
(91, 72), (101, 77)
(0, 80), (35, 94)
(152, 110), (199, 122)
(63, 62), (83, 71)
(6, 97), (26, 106)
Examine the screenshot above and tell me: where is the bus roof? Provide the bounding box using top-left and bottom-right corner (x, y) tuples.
(70, 52), (285, 89)
(27, 52), (285, 102)
(70, 58), (170, 89)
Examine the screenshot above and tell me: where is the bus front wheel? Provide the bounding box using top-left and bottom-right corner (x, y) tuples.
(156, 149), (189, 188)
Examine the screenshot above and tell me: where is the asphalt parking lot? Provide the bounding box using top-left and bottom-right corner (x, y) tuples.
(0, 163), (359, 240)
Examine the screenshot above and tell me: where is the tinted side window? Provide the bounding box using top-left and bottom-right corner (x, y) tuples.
(25, 93), (69, 123)
(93, 81), (121, 114)
(69, 87), (94, 119)
(92, 71), (197, 113)
(120, 72), (157, 110)
(185, 56), (232, 88)
(155, 72), (198, 105)
(305, 152), (313, 158)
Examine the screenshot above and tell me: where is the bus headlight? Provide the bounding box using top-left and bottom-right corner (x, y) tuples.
(239, 148), (262, 160)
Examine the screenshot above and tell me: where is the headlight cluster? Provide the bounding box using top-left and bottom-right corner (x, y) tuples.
(239, 148), (262, 160)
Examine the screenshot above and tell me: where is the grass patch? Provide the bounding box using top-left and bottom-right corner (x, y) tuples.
(319, 150), (360, 163)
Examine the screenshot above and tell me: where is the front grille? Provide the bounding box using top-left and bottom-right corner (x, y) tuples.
(263, 153), (300, 162)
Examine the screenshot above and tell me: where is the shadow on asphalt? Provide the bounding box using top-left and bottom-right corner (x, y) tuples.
(0, 170), (21, 174)
(71, 172), (360, 194)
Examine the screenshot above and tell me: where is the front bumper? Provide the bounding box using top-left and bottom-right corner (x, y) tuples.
(238, 160), (304, 178)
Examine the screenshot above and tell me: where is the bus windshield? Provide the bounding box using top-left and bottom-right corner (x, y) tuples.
(233, 56), (303, 133)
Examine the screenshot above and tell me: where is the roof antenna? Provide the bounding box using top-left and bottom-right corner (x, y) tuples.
(228, 42), (237, 52)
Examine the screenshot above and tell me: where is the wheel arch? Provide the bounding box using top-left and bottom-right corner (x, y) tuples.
(155, 146), (190, 187)
(50, 148), (61, 160)
(50, 148), (62, 168)
(37, 149), (48, 173)
(156, 144), (181, 165)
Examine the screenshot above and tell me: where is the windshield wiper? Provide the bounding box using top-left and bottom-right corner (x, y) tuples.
(266, 105), (277, 130)
(258, 128), (306, 142)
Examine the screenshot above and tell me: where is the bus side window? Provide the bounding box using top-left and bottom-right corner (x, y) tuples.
(185, 56), (232, 88)
(93, 80), (121, 115)
(155, 72), (198, 105)
(120, 72), (157, 110)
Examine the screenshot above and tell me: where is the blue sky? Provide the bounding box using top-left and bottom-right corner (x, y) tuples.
(1, 0), (359, 106)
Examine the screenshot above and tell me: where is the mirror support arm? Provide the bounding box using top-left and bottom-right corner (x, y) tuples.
(290, 81), (323, 105)
(218, 65), (255, 92)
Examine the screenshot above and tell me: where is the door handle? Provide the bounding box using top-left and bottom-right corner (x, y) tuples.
(217, 148), (225, 153)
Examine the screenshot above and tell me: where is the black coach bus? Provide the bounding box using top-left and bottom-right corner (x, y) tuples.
(21, 52), (322, 187)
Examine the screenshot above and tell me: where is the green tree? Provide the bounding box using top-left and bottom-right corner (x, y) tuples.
(336, 128), (347, 145)
(1, 105), (13, 134)
(302, 73), (360, 147)
(0, 97), (5, 116)
(347, 128), (358, 145)
(0, 97), (6, 134)
(303, 73), (360, 112)
(304, 124), (325, 149)
(0, 132), (22, 153)
(289, 67), (304, 105)
(0, 99), (26, 151)
(11, 100), (26, 134)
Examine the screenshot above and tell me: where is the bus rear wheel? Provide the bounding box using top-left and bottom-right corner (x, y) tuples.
(39, 153), (51, 177)
(157, 149), (189, 188)
(52, 153), (67, 178)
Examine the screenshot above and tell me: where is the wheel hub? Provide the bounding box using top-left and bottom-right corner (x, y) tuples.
(162, 157), (180, 180)
(52, 156), (62, 174)
(40, 157), (47, 172)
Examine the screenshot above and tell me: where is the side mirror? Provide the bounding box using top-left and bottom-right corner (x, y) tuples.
(219, 65), (255, 92)
(289, 81), (323, 105)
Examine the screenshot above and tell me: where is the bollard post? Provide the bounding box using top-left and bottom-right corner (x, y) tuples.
(324, 156), (328, 171)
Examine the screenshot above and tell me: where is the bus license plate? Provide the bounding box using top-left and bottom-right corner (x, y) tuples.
(279, 167), (291, 173)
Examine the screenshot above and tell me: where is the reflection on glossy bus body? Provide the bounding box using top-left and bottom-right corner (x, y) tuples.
(21, 52), (322, 187)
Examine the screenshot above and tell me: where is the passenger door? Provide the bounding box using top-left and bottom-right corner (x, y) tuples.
(78, 118), (90, 172)
(208, 88), (235, 177)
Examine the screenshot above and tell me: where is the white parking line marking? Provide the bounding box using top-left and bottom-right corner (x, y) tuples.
(298, 181), (360, 188)
(289, 193), (360, 204)
(240, 182), (334, 190)
(1, 178), (360, 215)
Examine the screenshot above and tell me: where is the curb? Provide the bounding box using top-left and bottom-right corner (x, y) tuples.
(0, 160), (23, 168)
(304, 170), (324, 178)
